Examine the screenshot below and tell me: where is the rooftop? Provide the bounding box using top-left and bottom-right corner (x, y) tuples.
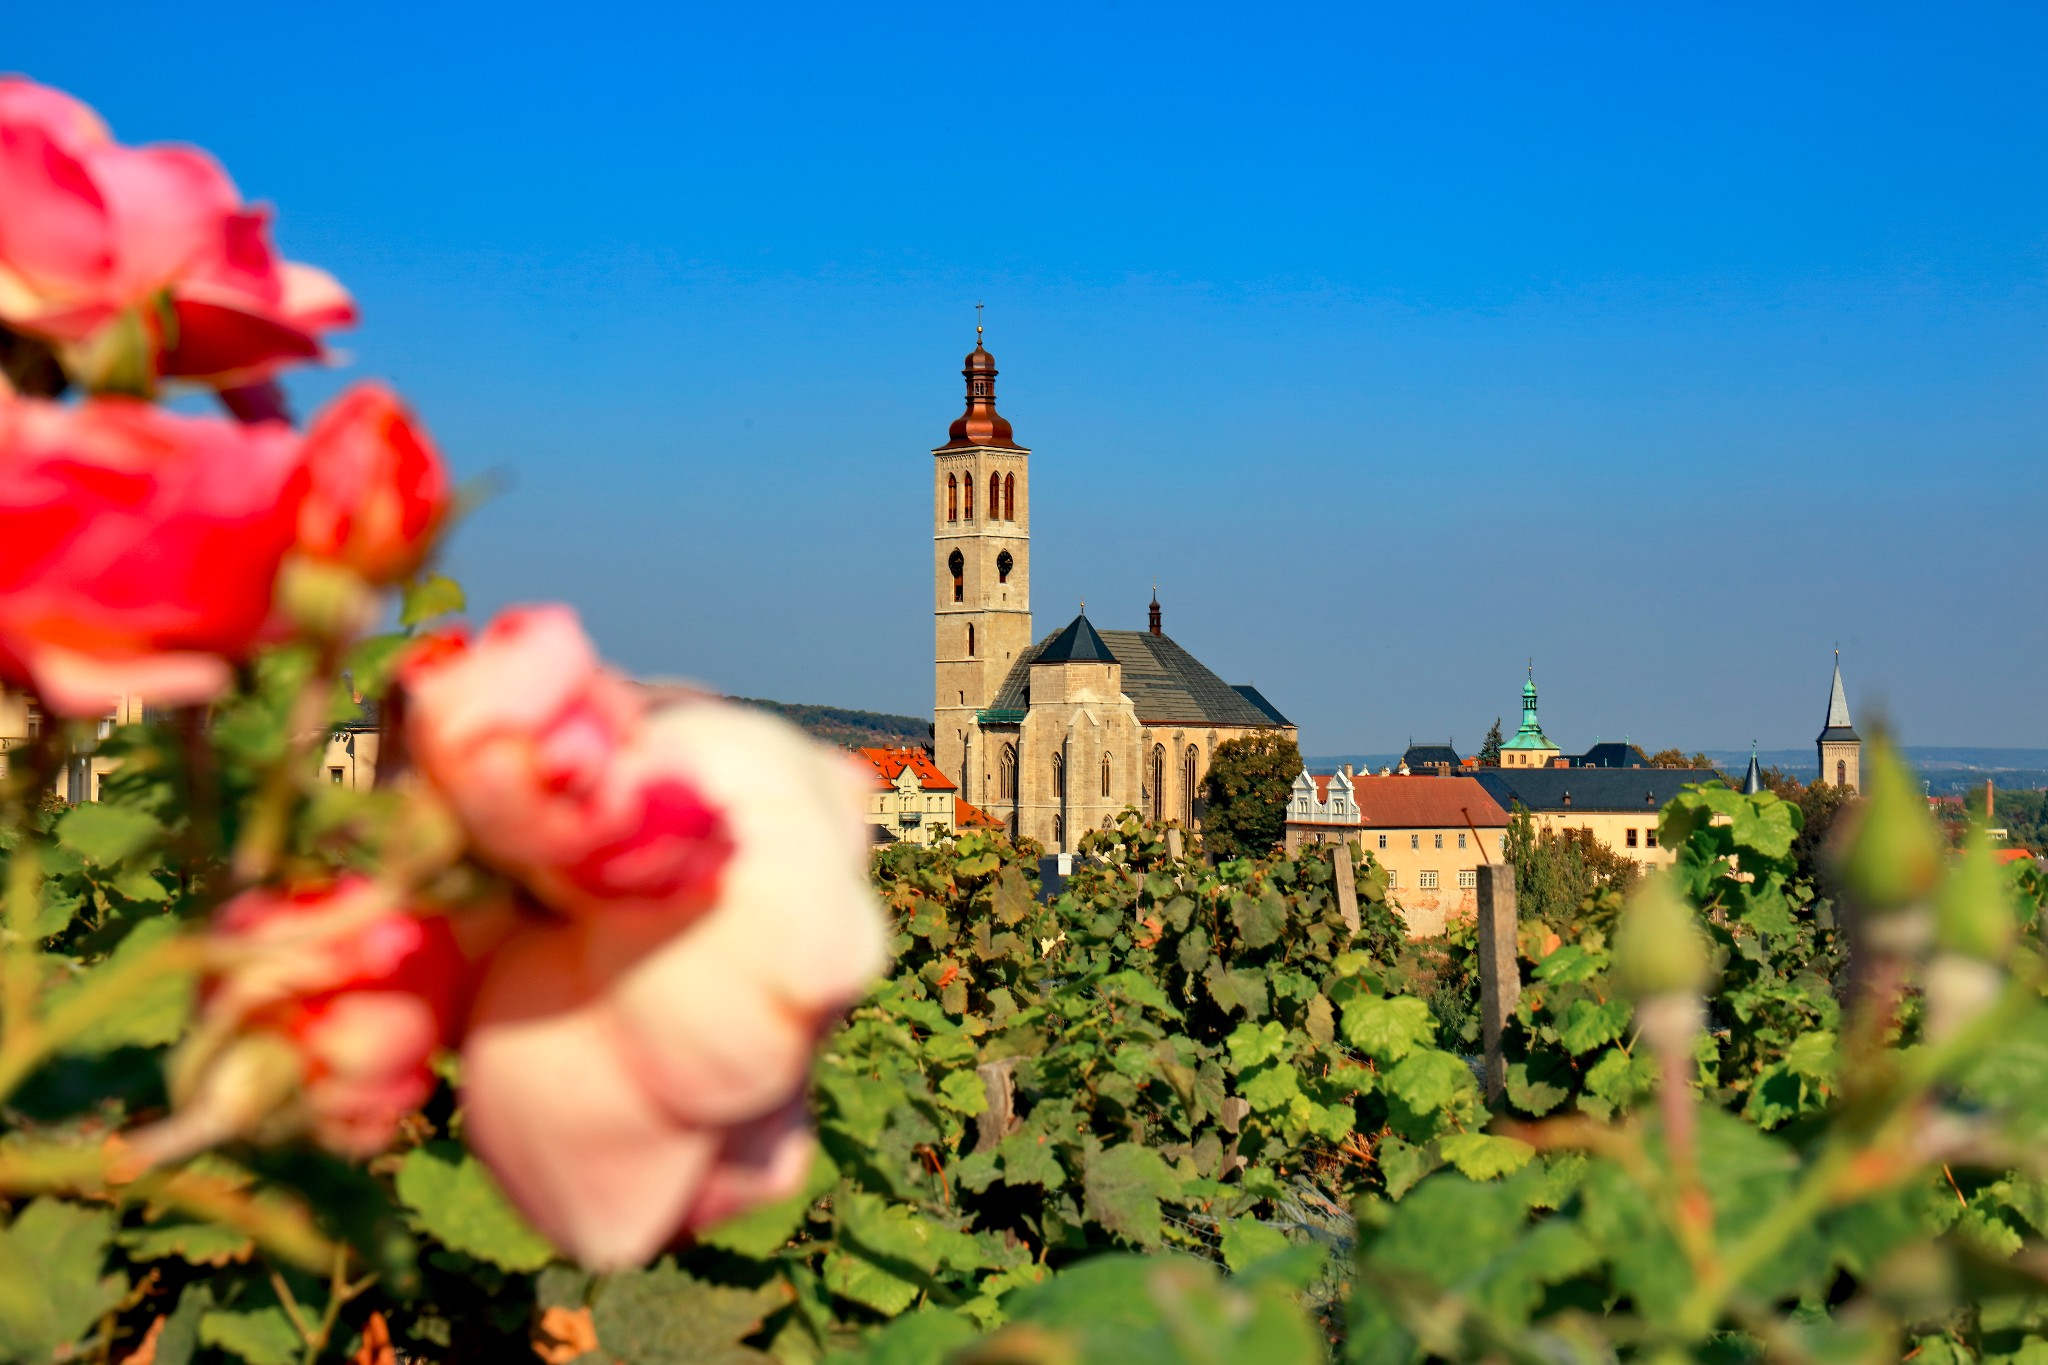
(857, 746), (956, 791)
(987, 626), (1290, 729)
(1473, 767), (1720, 814)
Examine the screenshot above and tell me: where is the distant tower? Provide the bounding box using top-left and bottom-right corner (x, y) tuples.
(1817, 652), (1861, 793)
(1741, 742), (1765, 795)
(933, 326), (1032, 792)
(1499, 663), (1562, 769)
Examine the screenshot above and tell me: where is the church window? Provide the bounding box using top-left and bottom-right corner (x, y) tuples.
(999, 745), (1017, 800)
(947, 474), (957, 522)
(1101, 753), (1111, 798)
(1052, 814), (1064, 847)
(1837, 759), (1846, 786)
(1052, 752), (1065, 798)
(988, 473), (1000, 520)
(967, 625), (975, 657)
(1004, 473), (1015, 520)
(949, 549), (964, 603)
(1182, 746), (1198, 825)
(997, 550), (1013, 583)
(963, 473), (974, 519)
(1149, 746), (1165, 822)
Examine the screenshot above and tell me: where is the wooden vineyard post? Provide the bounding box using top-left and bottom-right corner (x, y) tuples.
(1476, 862), (1520, 1108)
(1331, 842), (1361, 933)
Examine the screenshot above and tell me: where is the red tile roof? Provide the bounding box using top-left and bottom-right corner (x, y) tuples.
(857, 746), (957, 791)
(1994, 848), (2036, 865)
(1310, 773), (1335, 802)
(1349, 776), (1509, 830)
(954, 798), (1003, 830)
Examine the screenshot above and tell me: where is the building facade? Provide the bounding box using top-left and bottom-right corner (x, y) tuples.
(1817, 653), (1862, 793)
(928, 337), (1293, 850)
(1498, 668), (1562, 768)
(1472, 767), (1716, 873)
(858, 746), (962, 846)
(1285, 772), (1509, 935)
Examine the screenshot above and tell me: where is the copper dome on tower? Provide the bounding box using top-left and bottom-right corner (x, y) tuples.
(940, 340), (1022, 450)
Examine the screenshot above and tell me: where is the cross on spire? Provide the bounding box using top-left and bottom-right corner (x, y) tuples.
(975, 301), (984, 345)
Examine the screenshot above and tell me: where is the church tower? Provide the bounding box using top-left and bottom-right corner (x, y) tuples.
(933, 328), (1032, 794)
(1817, 652), (1861, 793)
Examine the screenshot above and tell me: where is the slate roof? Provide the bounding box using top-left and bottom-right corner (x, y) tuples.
(1741, 749), (1765, 795)
(987, 627), (1290, 728)
(1819, 657), (1858, 742)
(1474, 768), (1720, 815)
(1233, 685), (1290, 726)
(1573, 742), (1647, 769)
(1401, 743), (1462, 771)
(1036, 613), (1116, 664)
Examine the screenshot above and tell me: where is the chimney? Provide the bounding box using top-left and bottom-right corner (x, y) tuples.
(1148, 590), (1162, 636)
(1987, 778), (1995, 821)
(1342, 763), (1354, 780)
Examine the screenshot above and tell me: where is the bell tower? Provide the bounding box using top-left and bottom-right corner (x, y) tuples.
(933, 323), (1031, 793)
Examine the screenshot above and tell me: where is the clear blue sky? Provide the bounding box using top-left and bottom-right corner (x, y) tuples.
(16, 2), (2046, 753)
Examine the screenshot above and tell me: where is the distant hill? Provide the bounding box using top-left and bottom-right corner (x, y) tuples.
(732, 698), (930, 751)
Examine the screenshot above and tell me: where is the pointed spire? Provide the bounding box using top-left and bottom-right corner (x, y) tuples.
(1148, 584), (1162, 636)
(1741, 741), (1764, 795)
(1825, 652), (1853, 730)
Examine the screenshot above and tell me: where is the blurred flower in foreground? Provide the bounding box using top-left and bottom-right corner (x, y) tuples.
(405, 608), (886, 1267)
(140, 879), (465, 1164)
(296, 382), (452, 584)
(0, 76), (353, 392)
(0, 395), (304, 713)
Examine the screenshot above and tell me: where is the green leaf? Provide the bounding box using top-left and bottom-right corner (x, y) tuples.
(395, 1141), (556, 1272)
(49, 915), (195, 1055)
(1386, 1049), (1477, 1115)
(936, 1068), (990, 1115)
(0, 1198), (128, 1362)
(1557, 997), (1632, 1055)
(400, 572), (466, 627)
(996, 1126), (1068, 1191)
(698, 1151), (838, 1258)
(1203, 963), (1268, 1019)
(1341, 993), (1437, 1063)
(1438, 1132), (1535, 1180)
(1230, 890), (1286, 948)
(117, 1218), (253, 1266)
(1083, 1143), (1182, 1248)
(1219, 1217), (1293, 1272)
(592, 1262), (783, 1365)
(55, 801), (162, 866)
(199, 1305), (301, 1365)
(1225, 1020), (1289, 1070)
(1239, 1062), (1301, 1113)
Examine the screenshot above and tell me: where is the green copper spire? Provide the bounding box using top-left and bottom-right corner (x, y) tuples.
(1501, 661), (1557, 752)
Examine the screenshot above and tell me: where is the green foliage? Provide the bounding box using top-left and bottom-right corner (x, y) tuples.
(1477, 719), (1503, 768)
(1200, 731), (1304, 859)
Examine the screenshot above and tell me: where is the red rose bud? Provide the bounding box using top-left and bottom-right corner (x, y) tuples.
(297, 384), (451, 585)
(155, 879), (466, 1161)
(0, 396), (306, 715)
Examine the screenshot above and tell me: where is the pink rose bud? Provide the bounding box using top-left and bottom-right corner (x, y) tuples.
(0, 395), (306, 714)
(297, 383), (452, 585)
(157, 878), (466, 1161)
(400, 607), (734, 923)
(0, 77), (353, 390)
(459, 701), (887, 1268)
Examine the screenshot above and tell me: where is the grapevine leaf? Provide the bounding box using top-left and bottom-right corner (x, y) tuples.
(56, 801), (162, 866)
(198, 1304), (300, 1365)
(0, 1199), (128, 1362)
(698, 1151), (838, 1258)
(1239, 1062), (1301, 1113)
(936, 1068), (990, 1115)
(996, 1127), (1068, 1191)
(1226, 1020), (1289, 1070)
(1230, 890), (1287, 948)
(1083, 1143), (1181, 1248)
(591, 1263), (782, 1365)
(1341, 994), (1436, 1063)
(117, 1218), (253, 1266)
(1438, 1132), (1535, 1180)
(1386, 1049), (1477, 1115)
(395, 1142), (556, 1272)
(399, 572), (465, 627)
(1219, 1217), (1292, 1271)
(1203, 963), (1268, 1019)
(49, 915), (195, 1054)
(1557, 998), (1632, 1055)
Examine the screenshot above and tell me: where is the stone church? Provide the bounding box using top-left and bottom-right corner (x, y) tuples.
(930, 335), (1294, 850)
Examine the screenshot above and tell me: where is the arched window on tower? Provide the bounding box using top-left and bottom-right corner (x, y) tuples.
(948, 549), (964, 603)
(1004, 473), (1015, 520)
(988, 473), (1000, 520)
(1183, 746), (1199, 825)
(1837, 759), (1846, 786)
(963, 473), (974, 520)
(1052, 814), (1064, 849)
(1051, 751), (1065, 799)
(997, 550), (1013, 584)
(967, 624), (975, 657)
(1149, 746), (1165, 823)
(1100, 753), (1112, 798)
(946, 474), (958, 522)
(999, 744), (1017, 800)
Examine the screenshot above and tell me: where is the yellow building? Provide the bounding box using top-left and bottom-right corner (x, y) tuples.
(1284, 771), (1510, 936)
(858, 746), (962, 846)
(928, 334), (1294, 851)
(1473, 767), (1717, 874)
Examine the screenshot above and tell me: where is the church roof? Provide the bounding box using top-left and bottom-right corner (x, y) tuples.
(1474, 767), (1718, 815)
(986, 626), (1291, 729)
(1819, 655), (1858, 743)
(1233, 685), (1291, 726)
(1401, 743), (1462, 771)
(1035, 613), (1116, 664)
(1573, 742), (1647, 769)
(1741, 746), (1765, 795)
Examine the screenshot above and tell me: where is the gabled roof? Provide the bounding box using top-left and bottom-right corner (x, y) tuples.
(953, 798), (1004, 830)
(1572, 742), (1646, 769)
(1035, 613), (1116, 664)
(1233, 685), (1291, 726)
(988, 627), (1291, 729)
(1474, 768), (1717, 815)
(857, 746), (957, 791)
(1401, 743), (1461, 771)
(1348, 776), (1509, 829)
(1306, 771), (1354, 804)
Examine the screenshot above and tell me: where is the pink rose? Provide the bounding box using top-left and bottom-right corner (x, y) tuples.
(155, 879), (466, 1161)
(0, 77), (353, 388)
(459, 701), (886, 1267)
(297, 383), (452, 584)
(400, 606), (733, 921)
(0, 395), (306, 714)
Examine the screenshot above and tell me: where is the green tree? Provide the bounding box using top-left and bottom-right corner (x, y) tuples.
(1647, 747), (1718, 772)
(1199, 731), (1303, 858)
(1477, 718), (1503, 767)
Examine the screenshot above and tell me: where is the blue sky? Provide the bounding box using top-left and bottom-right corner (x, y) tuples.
(16, 2), (2045, 753)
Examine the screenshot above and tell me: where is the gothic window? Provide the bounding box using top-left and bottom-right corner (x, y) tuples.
(947, 474), (957, 522)
(1052, 751), (1065, 799)
(997, 550), (1013, 584)
(967, 625), (975, 657)
(1182, 746), (1198, 825)
(1052, 814), (1064, 848)
(1150, 746), (1165, 822)
(963, 473), (974, 520)
(989, 473), (1000, 520)
(1837, 759), (1846, 786)
(1004, 473), (1015, 520)
(1000, 745), (1017, 800)
(1100, 753), (1111, 798)
(948, 549), (964, 603)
